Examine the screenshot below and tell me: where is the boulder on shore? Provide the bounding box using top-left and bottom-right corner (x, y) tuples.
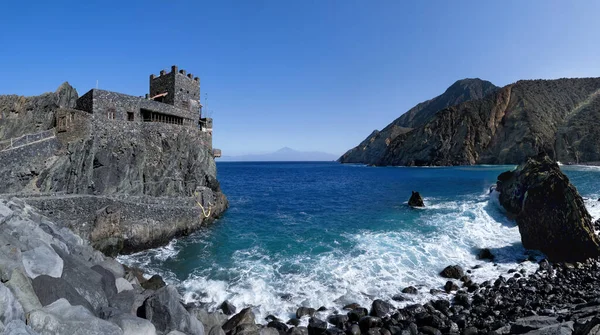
(408, 191), (425, 207)
(440, 265), (464, 279)
(495, 154), (600, 262)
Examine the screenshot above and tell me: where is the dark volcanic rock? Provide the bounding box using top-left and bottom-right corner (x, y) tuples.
(221, 300), (237, 315)
(373, 78), (600, 166)
(141, 286), (204, 334)
(223, 307), (256, 332)
(444, 281), (459, 292)
(338, 79), (498, 165)
(289, 327), (309, 335)
(496, 155), (600, 262)
(440, 265), (465, 279)
(267, 321), (289, 335)
(287, 319), (300, 326)
(402, 286), (418, 294)
(31, 275), (94, 312)
(477, 248), (494, 260)
(307, 317), (328, 335)
(359, 316), (382, 333)
(343, 303), (360, 310)
(408, 192), (425, 208)
(296, 307), (316, 319)
(327, 315), (348, 329)
(348, 308), (369, 322)
(141, 274), (166, 290)
(370, 299), (394, 317)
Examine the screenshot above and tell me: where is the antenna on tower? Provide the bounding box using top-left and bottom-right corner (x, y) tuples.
(204, 93), (209, 118)
(96, 80), (99, 89)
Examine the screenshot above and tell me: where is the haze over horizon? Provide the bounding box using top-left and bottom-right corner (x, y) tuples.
(2, 1), (600, 156)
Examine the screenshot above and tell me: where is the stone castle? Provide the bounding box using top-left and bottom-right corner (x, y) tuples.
(56, 65), (221, 157)
(0, 65), (228, 255)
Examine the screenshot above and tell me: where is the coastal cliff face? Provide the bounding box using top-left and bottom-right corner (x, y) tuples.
(379, 78), (600, 166)
(338, 79), (498, 164)
(0, 83), (228, 255)
(341, 77), (600, 166)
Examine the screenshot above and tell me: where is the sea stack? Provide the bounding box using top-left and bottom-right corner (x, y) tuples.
(495, 154), (600, 262)
(408, 191), (425, 207)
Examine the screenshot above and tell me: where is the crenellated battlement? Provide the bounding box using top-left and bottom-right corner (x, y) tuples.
(150, 65), (198, 82)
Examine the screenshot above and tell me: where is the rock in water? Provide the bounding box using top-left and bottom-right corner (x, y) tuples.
(477, 248), (494, 260)
(440, 265), (464, 279)
(220, 300), (237, 315)
(496, 155), (600, 262)
(408, 191), (425, 207)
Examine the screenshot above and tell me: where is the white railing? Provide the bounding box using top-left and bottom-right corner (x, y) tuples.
(0, 129), (56, 152)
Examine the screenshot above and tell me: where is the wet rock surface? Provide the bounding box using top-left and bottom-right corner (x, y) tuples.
(408, 191), (425, 208)
(496, 155), (600, 262)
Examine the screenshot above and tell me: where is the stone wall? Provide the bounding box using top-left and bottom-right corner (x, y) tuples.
(150, 66), (200, 112)
(22, 189), (227, 254)
(78, 89), (197, 126)
(75, 89), (94, 113)
(56, 109), (91, 142)
(174, 72), (200, 110)
(0, 136), (60, 193)
(149, 70), (176, 105)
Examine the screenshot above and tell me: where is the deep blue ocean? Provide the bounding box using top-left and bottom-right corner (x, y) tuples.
(119, 162), (600, 322)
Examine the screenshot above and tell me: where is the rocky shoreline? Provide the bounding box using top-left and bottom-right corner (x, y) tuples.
(214, 259), (600, 335)
(4, 192), (600, 335)
(3, 153), (600, 335)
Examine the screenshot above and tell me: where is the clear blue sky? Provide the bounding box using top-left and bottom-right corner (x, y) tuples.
(2, 1), (599, 156)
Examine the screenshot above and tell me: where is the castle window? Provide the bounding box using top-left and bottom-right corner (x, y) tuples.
(57, 116), (67, 132)
(108, 108), (116, 120)
(127, 112), (134, 121)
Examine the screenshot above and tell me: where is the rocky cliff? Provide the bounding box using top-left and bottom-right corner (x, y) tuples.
(338, 79), (498, 164)
(0, 82), (78, 140)
(377, 78), (600, 166)
(0, 84), (227, 255)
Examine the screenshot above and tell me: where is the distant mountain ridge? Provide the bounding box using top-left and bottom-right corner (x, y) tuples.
(220, 147), (337, 161)
(339, 78), (499, 164)
(340, 77), (600, 166)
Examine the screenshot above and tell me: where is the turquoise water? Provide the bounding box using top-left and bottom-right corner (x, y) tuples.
(119, 162), (600, 322)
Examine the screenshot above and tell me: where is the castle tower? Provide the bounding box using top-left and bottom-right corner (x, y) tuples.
(149, 65), (201, 115)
